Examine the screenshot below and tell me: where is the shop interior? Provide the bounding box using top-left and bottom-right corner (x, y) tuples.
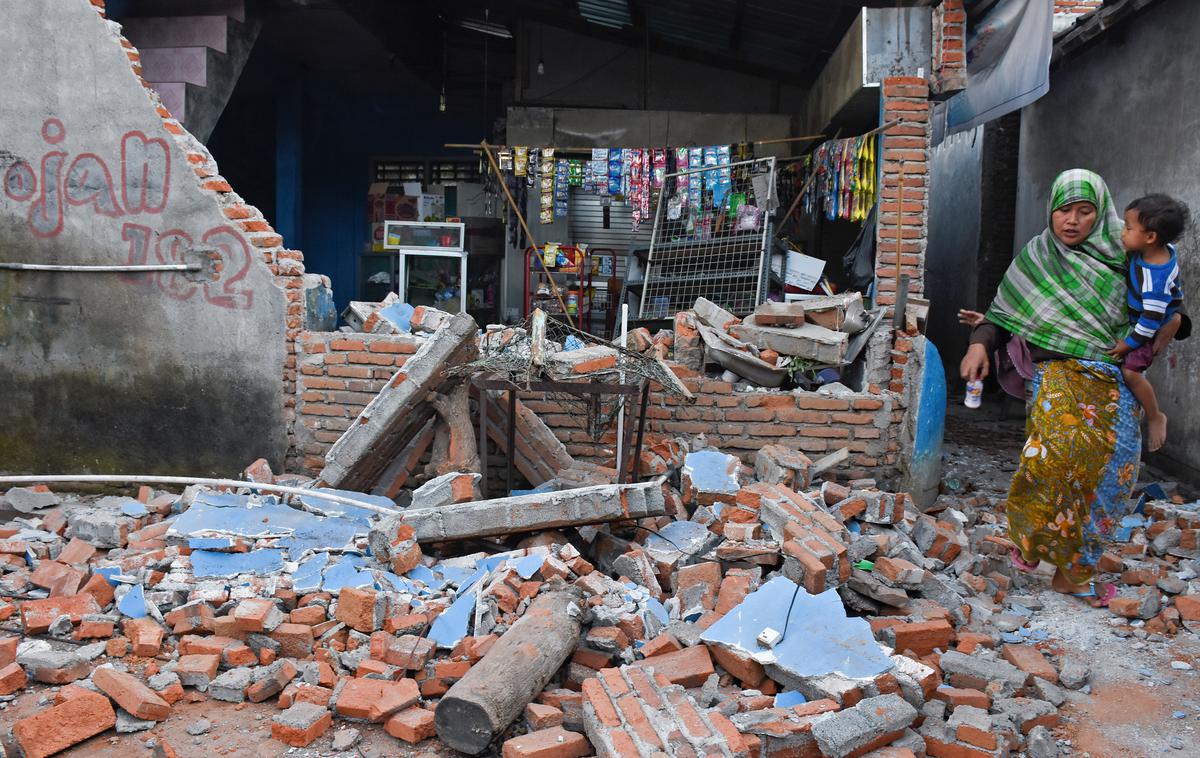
(127, 0), (920, 344)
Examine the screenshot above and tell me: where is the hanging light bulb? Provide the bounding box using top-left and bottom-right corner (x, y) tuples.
(439, 29), (447, 112)
(537, 58), (545, 75)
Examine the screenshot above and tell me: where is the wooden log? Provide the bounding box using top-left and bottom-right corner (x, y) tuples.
(434, 590), (584, 754)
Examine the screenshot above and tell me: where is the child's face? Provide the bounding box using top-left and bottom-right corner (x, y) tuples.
(1122, 209), (1157, 252)
(1051, 201), (1096, 247)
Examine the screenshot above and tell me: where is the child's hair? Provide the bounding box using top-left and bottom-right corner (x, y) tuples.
(1126, 193), (1191, 244)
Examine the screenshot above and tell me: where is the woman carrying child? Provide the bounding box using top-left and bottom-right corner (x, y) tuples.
(960, 169), (1188, 605)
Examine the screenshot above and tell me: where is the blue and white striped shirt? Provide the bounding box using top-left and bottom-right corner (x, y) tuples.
(1126, 244), (1184, 349)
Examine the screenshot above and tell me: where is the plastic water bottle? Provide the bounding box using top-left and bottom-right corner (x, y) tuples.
(964, 380), (983, 409)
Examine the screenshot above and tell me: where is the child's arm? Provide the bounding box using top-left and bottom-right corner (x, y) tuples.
(1153, 312), (1184, 354)
(1126, 261), (1177, 349)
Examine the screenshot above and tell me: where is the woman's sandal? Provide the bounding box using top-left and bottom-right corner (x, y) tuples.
(1069, 581), (1117, 608)
(1010, 549), (1039, 573)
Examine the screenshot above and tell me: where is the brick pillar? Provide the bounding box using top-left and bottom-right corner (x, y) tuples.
(877, 77), (932, 394)
(931, 0), (967, 96)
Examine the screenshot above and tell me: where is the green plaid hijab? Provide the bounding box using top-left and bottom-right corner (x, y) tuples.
(986, 169), (1128, 362)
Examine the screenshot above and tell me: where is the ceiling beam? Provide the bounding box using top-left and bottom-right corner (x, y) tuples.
(728, 0), (746, 51)
(510, 2), (812, 85)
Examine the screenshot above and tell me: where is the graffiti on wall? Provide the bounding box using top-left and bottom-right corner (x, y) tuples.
(2, 118), (255, 309)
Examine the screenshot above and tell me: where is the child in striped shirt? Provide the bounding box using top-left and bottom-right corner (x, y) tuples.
(1108, 194), (1188, 452)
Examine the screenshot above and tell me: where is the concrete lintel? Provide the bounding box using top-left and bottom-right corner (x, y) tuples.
(800, 7), (932, 135)
(394, 478), (667, 543)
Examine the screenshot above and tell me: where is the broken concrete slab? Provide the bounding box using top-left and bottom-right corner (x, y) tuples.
(797, 292), (868, 333)
(411, 471), (482, 509)
(2, 487), (61, 513)
(693, 297), (738, 331)
(383, 479), (668, 543)
(729, 322), (848, 365)
(320, 311), (479, 492)
(697, 324), (787, 387)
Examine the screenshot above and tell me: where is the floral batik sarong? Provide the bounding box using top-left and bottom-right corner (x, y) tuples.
(1006, 359), (1141, 583)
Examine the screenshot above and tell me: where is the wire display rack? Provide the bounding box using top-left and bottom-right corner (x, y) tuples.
(638, 156), (776, 319)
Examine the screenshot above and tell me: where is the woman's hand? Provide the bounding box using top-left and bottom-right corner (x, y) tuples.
(960, 343), (990, 381)
(958, 309), (985, 328)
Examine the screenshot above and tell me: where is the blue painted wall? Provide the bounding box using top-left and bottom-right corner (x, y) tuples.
(208, 47), (489, 310)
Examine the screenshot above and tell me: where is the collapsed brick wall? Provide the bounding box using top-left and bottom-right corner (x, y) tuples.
(294, 332), (904, 483)
(91, 0), (310, 463)
(529, 383), (902, 480)
(292, 332), (421, 474)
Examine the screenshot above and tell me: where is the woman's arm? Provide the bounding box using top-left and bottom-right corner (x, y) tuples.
(960, 319), (998, 381)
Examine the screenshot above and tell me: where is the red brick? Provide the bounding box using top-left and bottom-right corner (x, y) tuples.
(289, 605), (326, 625)
(581, 677), (621, 727)
(630, 644), (714, 688)
(125, 617), (165, 657)
(233, 598), (281, 632)
(93, 666), (171, 720)
(933, 686), (990, 709)
(1175, 594), (1200, 622)
(891, 619), (953, 656)
(1001, 644), (1057, 683)
(334, 677), (419, 722)
(57, 538), (97, 565)
(176, 654), (220, 685)
(385, 706), (436, 743)
(525, 702), (565, 729)
(19, 594), (101, 634)
(0, 661), (27, 695)
(270, 623), (315, 658)
(0, 636), (18, 667)
(335, 586), (378, 632)
(271, 705), (332, 747)
(12, 690), (116, 758)
(501, 726), (591, 758)
(707, 643), (766, 688)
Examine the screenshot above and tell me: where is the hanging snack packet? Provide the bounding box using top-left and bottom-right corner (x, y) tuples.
(652, 148), (667, 189)
(498, 149), (514, 172)
(713, 145), (732, 211)
(541, 147), (555, 175)
(568, 159), (583, 187)
(640, 150), (651, 222)
(607, 149), (622, 196)
(555, 159), (570, 199)
(629, 148), (643, 228)
(514, 146), (528, 176)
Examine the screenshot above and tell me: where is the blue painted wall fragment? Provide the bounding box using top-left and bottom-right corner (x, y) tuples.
(428, 583), (478, 650)
(907, 339), (947, 509)
(117, 584), (148, 618)
(192, 549), (285, 578)
(293, 552), (330, 594)
(322, 554), (373, 593)
(700, 576), (893, 681)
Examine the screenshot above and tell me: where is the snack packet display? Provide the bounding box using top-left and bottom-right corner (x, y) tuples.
(513, 146), (528, 176)
(606, 149), (622, 196)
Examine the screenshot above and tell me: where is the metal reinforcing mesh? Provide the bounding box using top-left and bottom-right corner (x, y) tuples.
(453, 311), (690, 441)
(639, 157), (776, 319)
